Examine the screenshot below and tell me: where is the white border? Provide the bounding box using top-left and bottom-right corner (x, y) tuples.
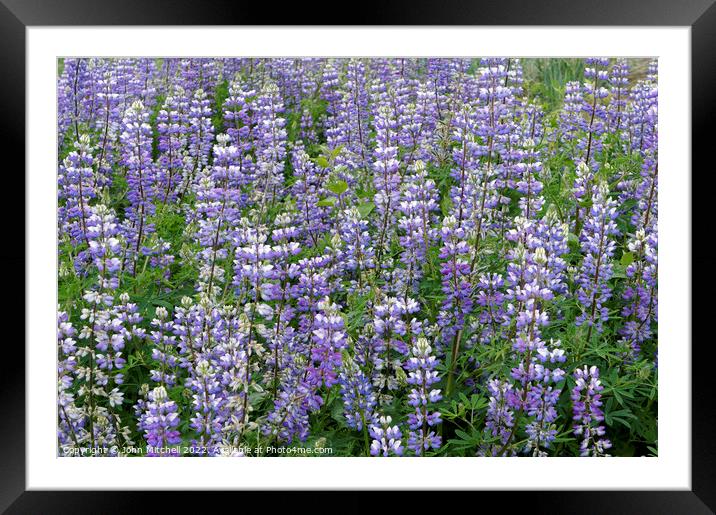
(27, 27), (690, 490)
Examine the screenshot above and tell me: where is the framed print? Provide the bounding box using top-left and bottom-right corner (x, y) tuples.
(2, 0), (713, 512)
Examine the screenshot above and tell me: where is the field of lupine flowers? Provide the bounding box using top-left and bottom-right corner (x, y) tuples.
(57, 58), (658, 458)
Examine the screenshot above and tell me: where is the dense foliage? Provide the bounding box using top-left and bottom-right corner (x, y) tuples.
(57, 57), (658, 457)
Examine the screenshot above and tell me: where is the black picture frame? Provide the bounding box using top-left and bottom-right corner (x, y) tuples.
(1, 1), (711, 512)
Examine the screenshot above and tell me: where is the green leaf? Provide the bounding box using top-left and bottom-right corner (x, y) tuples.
(454, 429), (470, 440)
(357, 202), (375, 218)
(440, 194), (453, 217)
(326, 180), (348, 195)
(620, 252), (634, 266)
(356, 189), (374, 199)
(316, 197), (337, 207)
(605, 407), (637, 427)
(314, 156), (329, 168)
(330, 145), (344, 160)
(611, 263), (627, 279)
(453, 429), (480, 445)
(470, 395), (488, 410)
(567, 232), (580, 252)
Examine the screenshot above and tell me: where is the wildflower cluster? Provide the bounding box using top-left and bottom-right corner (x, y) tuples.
(58, 57), (658, 458)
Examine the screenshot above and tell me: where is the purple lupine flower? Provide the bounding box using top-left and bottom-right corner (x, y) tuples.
(92, 64), (122, 190)
(222, 79), (256, 188)
(293, 254), (334, 350)
(191, 134), (244, 300)
(92, 299), (131, 376)
(223, 79), (255, 143)
(120, 101), (174, 279)
(409, 81), (439, 164)
(575, 183), (620, 337)
(572, 161), (595, 233)
(559, 81), (584, 144)
(532, 209), (570, 296)
(291, 144), (331, 245)
(266, 58), (303, 110)
(171, 296), (205, 372)
(335, 207), (375, 292)
(57, 311), (86, 454)
(619, 228), (658, 358)
(405, 337), (442, 455)
(56, 63), (74, 148)
(197, 58), (221, 96)
(436, 87), (481, 350)
(263, 256), (325, 444)
(187, 356), (227, 454)
(523, 383), (561, 456)
(579, 58), (611, 165)
(232, 219), (300, 438)
(448, 103), (479, 227)
(339, 356), (378, 432)
(608, 59), (630, 134)
(136, 385), (181, 456)
(507, 250), (566, 384)
(172, 58), (198, 91)
(514, 141), (545, 220)
(114, 292), (145, 344)
(426, 59), (451, 120)
(326, 98), (365, 181)
(396, 160), (439, 293)
(520, 102), (545, 144)
(474, 273), (506, 343)
(68, 205), (135, 453)
(58, 58), (93, 145)
(571, 365), (612, 456)
(58, 134), (96, 258)
(437, 215), (473, 344)
(156, 87), (189, 204)
(492, 215), (568, 456)
(320, 63), (343, 130)
(627, 78), (658, 156)
(372, 103), (402, 266)
(372, 296), (416, 402)
(480, 379), (516, 456)
(148, 306), (179, 387)
(631, 158), (658, 232)
(208, 305), (255, 451)
(567, 58), (611, 232)
(83, 205), (123, 299)
(399, 97), (428, 165)
(344, 59), (371, 169)
(263, 214), (302, 397)
(119, 100), (158, 274)
(263, 369), (323, 444)
(471, 59), (515, 242)
(253, 82), (287, 211)
(183, 88), (215, 193)
(232, 220), (276, 300)
(115, 58), (152, 119)
(229, 221), (278, 429)
(299, 108), (317, 142)
(133, 58), (160, 109)
(174, 303), (248, 454)
(369, 415), (404, 457)
(145, 238), (176, 285)
(308, 298), (348, 388)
